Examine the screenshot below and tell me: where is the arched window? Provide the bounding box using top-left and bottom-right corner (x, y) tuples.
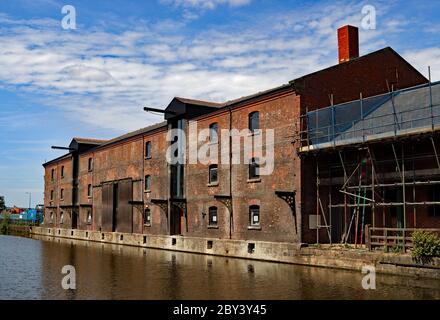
(209, 123), (219, 143)
(60, 212), (64, 224)
(87, 209), (93, 225)
(60, 189), (64, 200)
(209, 165), (218, 184)
(209, 207), (218, 226)
(145, 141), (152, 159)
(144, 208), (151, 226)
(88, 158), (93, 171)
(87, 184), (92, 198)
(248, 111), (259, 133)
(61, 166), (65, 178)
(249, 158), (260, 180)
(249, 205), (260, 226)
(145, 175), (151, 192)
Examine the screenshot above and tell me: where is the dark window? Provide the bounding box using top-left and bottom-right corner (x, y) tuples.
(209, 165), (218, 184)
(50, 190), (54, 200)
(430, 185), (440, 217)
(209, 123), (219, 143)
(60, 212), (64, 224)
(145, 175), (151, 191)
(209, 207), (218, 226)
(51, 169), (55, 180)
(60, 189), (64, 200)
(249, 111), (260, 132)
(87, 184), (92, 198)
(61, 166), (65, 178)
(145, 141), (152, 159)
(144, 208), (151, 226)
(88, 158), (93, 171)
(249, 158), (260, 180)
(249, 205), (260, 226)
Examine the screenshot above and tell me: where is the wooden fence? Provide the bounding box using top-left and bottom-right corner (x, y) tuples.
(365, 225), (440, 253)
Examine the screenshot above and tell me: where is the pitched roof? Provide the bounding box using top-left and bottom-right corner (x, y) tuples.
(174, 97), (223, 108)
(95, 121), (168, 150)
(290, 47), (427, 84)
(72, 137), (109, 145)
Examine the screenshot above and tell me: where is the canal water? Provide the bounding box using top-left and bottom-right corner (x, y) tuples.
(0, 234), (439, 300)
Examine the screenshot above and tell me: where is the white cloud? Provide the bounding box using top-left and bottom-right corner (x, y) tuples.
(0, 1), (435, 134)
(403, 48), (440, 81)
(161, 0), (251, 10)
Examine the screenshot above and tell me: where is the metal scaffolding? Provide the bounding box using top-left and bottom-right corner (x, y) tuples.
(299, 76), (440, 248)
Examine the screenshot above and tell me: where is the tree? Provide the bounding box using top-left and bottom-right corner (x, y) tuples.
(0, 196), (5, 212)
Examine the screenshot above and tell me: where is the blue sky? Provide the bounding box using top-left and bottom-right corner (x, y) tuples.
(0, 0), (439, 207)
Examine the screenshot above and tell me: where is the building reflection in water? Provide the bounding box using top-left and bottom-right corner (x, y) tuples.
(31, 235), (440, 300)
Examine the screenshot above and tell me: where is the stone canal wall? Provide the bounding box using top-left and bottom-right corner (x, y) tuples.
(30, 226), (440, 279)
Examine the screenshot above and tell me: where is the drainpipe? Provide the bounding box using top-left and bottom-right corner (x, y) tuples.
(229, 106), (233, 240)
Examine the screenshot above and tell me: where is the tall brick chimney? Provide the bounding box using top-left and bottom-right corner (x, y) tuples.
(338, 25), (359, 63)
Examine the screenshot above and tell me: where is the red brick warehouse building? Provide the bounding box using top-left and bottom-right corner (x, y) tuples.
(43, 26), (438, 247)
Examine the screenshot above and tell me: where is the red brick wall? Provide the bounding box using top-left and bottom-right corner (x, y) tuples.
(296, 48), (427, 112)
(142, 129), (169, 236)
(43, 157), (73, 228)
(184, 88), (301, 243)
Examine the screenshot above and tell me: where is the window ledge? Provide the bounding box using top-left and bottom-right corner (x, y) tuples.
(208, 225), (219, 229)
(144, 224), (152, 227)
(208, 141), (219, 146)
(144, 157), (152, 160)
(247, 178), (261, 184)
(248, 226), (262, 230)
(144, 190), (151, 194)
(247, 131), (262, 137)
(207, 183), (219, 187)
